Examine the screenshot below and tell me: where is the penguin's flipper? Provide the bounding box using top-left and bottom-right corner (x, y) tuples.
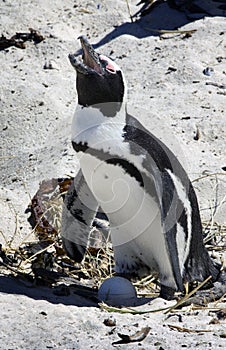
(61, 170), (99, 262)
(160, 171), (184, 295)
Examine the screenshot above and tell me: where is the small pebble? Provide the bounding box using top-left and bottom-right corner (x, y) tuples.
(203, 67), (214, 76)
(103, 317), (116, 327)
(43, 60), (59, 70)
(40, 311), (47, 316)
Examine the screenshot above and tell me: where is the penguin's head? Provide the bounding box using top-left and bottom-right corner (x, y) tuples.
(69, 36), (126, 114)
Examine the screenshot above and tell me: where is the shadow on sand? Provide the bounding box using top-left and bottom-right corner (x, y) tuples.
(0, 274), (97, 307)
(91, 1), (226, 50)
(0, 273), (152, 307)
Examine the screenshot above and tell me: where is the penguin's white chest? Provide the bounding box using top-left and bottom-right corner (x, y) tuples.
(79, 152), (159, 230)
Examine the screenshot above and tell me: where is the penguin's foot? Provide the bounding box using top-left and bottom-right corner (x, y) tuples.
(61, 237), (85, 263)
(180, 282), (226, 307)
(159, 285), (177, 300)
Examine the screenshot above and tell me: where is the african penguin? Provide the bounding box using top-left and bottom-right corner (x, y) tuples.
(61, 36), (220, 299)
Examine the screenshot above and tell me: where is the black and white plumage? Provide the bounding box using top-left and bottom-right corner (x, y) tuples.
(61, 36), (220, 299)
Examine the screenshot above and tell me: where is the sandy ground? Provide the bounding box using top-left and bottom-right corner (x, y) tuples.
(0, 1), (226, 349)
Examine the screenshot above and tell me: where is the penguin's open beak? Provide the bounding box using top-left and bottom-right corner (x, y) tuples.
(69, 36), (104, 75)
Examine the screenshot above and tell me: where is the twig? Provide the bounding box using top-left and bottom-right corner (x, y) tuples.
(0, 230), (9, 245)
(192, 172), (226, 183)
(99, 302), (170, 314)
(168, 324), (212, 333)
(125, 0), (133, 22)
(22, 242), (56, 265)
(133, 274), (156, 287)
(0, 155), (16, 160)
(0, 259), (32, 278)
(164, 276), (213, 314)
(145, 28), (197, 35)
(78, 8), (93, 14)
(112, 326), (150, 345)
(7, 203), (19, 248)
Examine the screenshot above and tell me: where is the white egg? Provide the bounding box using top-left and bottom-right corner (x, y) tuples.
(98, 276), (137, 306)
